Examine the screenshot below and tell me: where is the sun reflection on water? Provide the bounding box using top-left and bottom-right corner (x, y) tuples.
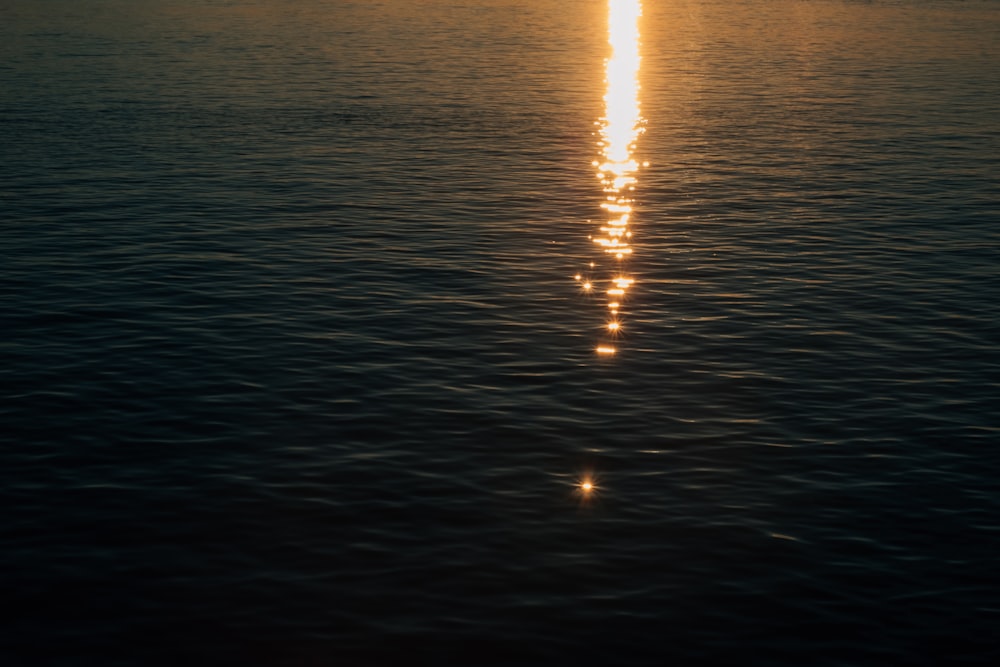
(580, 0), (644, 356)
(573, 472), (603, 508)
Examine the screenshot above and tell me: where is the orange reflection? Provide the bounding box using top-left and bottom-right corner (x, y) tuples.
(574, 471), (603, 507)
(577, 0), (644, 356)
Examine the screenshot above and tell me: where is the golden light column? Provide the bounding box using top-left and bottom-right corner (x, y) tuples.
(579, 0), (644, 356)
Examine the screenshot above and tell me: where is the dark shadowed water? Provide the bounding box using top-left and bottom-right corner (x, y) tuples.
(2, 0), (999, 665)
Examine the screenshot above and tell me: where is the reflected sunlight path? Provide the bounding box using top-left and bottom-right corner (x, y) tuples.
(577, 0), (645, 356)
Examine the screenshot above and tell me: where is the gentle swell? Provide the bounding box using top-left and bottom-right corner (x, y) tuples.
(2, 1), (999, 665)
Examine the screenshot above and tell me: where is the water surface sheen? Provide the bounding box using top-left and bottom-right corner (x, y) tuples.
(2, 1), (999, 665)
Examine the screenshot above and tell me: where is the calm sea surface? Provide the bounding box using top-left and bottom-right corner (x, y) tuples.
(2, 0), (999, 664)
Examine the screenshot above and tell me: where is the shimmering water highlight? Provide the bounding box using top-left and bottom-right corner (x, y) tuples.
(585, 0), (645, 354)
(2, 1), (999, 665)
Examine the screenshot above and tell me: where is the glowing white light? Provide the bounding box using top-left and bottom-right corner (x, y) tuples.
(602, 0), (643, 177)
(580, 1), (642, 356)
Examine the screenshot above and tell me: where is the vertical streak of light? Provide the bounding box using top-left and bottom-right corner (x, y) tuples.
(585, 0), (643, 356)
(603, 0), (643, 175)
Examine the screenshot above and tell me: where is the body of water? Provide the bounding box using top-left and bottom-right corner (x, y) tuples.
(2, 1), (999, 664)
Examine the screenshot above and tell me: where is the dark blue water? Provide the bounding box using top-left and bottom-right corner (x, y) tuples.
(3, 1), (999, 665)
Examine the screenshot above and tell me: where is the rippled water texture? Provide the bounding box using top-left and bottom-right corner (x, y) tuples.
(2, 1), (999, 665)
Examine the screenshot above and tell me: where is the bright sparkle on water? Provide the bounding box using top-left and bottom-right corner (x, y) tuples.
(579, 0), (644, 355)
(575, 474), (602, 506)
